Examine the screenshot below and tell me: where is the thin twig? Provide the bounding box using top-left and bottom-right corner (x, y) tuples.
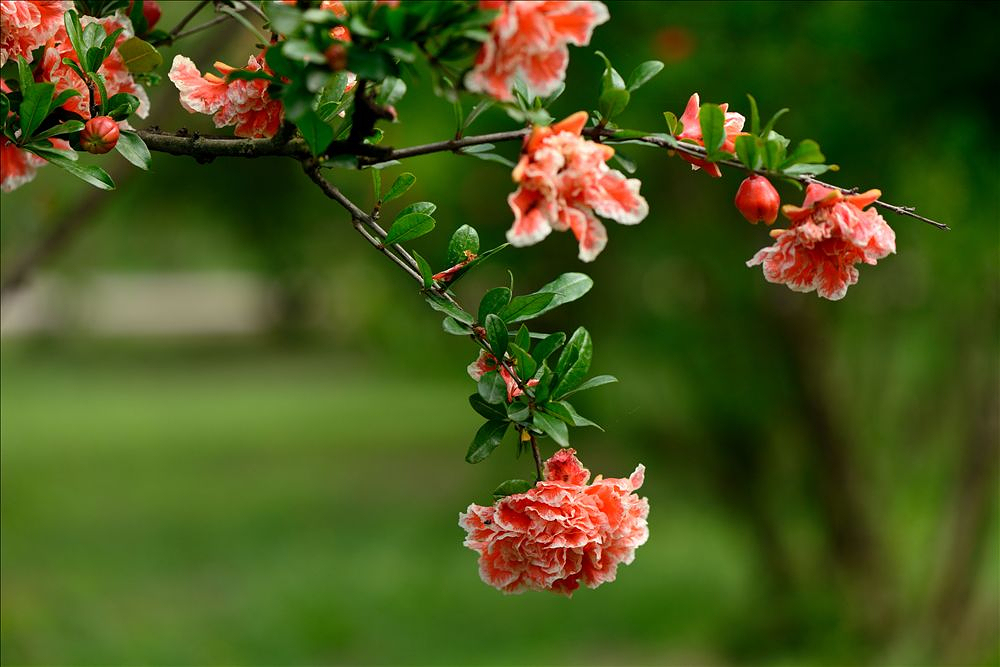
(170, 14), (237, 43)
(529, 432), (544, 481)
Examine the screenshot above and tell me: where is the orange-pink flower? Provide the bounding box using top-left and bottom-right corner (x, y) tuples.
(676, 92), (745, 178)
(168, 54), (284, 139)
(0, 0), (72, 67)
(507, 111), (647, 262)
(1, 134), (47, 192)
(746, 183), (896, 300)
(466, 1), (609, 102)
(459, 448), (649, 596)
(279, 0), (351, 41)
(467, 351), (538, 402)
(40, 14), (150, 123)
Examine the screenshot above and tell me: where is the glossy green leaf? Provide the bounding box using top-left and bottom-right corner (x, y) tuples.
(698, 103), (725, 156)
(559, 374), (618, 398)
(114, 130), (151, 169)
(761, 107), (789, 137)
(117, 37), (162, 73)
(548, 401), (602, 430)
(514, 324), (530, 352)
(493, 479), (534, 499)
(533, 411), (569, 447)
(498, 293), (555, 323)
(19, 82), (55, 140)
(552, 327), (593, 398)
(425, 294), (473, 324)
(442, 316), (468, 335)
(412, 250), (433, 288)
(663, 110), (679, 136)
(506, 400), (530, 423)
(383, 172), (416, 203)
(627, 60), (664, 92)
(31, 120), (84, 141)
(477, 372), (507, 405)
(735, 134), (760, 171)
(531, 273), (593, 316)
(397, 201), (436, 217)
(484, 314), (508, 360)
(508, 342), (537, 382)
(466, 420), (508, 463)
(384, 212), (434, 245)
(447, 224), (480, 266)
(478, 287), (511, 322)
(469, 393), (508, 421)
(780, 139), (825, 168)
(26, 144), (114, 190)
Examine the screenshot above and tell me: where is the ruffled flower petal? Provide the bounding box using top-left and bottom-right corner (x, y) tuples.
(0, 0), (72, 67)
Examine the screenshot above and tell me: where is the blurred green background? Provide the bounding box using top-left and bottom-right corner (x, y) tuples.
(2, 1), (998, 665)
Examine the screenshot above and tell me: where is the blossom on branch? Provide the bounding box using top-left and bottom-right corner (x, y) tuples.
(280, 0), (351, 42)
(467, 351), (538, 402)
(746, 183), (896, 300)
(466, 1), (609, 102)
(677, 92), (745, 177)
(168, 54), (283, 139)
(459, 448), (649, 596)
(507, 111), (648, 262)
(41, 14), (150, 123)
(0, 0), (72, 67)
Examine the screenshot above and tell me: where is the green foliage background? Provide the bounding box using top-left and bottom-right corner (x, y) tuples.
(1, 2), (997, 665)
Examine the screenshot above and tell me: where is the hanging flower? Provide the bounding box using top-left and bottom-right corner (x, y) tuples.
(746, 183), (896, 300)
(466, 1), (609, 102)
(40, 14), (150, 123)
(168, 54), (284, 139)
(459, 448), (649, 596)
(676, 92), (745, 178)
(507, 111), (648, 262)
(0, 0), (72, 67)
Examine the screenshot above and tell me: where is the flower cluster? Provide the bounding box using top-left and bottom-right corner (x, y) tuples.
(747, 183), (896, 300)
(466, 1), (609, 102)
(460, 448), (649, 596)
(42, 14), (150, 122)
(168, 54), (284, 139)
(0, 0), (72, 67)
(677, 92), (745, 178)
(507, 111), (648, 261)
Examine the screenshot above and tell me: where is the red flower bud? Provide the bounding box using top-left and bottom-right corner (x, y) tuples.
(734, 174), (780, 225)
(80, 116), (120, 154)
(127, 0), (162, 30)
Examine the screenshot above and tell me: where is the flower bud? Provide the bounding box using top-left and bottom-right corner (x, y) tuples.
(127, 0), (162, 30)
(734, 174), (780, 225)
(80, 116), (120, 154)
(324, 44), (348, 71)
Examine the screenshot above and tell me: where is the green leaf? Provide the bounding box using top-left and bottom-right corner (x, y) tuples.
(783, 163), (835, 177)
(508, 342), (537, 381)
(30, 120), (84, 141)
(735, 134), (759, 171)
(104, 92), (139, 120)
(375, 76), (407, 106)
(48, 89), (81, 116)
(16, 56), (34, 95)
(498, 293), (555, 323)
(531, 272), (593, 316)
(442, 316), (468, 335)
(599, 87), (630, 120)
(463, 99), (494, 130)
(469, 393), (508, 421)
(25, 144), (114, 190)
(698, 103), (726, 156)
(383, 172), (416, 203)
(533, 363), (554, 403)
(747, 93), (761, 137)
(424, 293), (473, 324)
(627, 60), (664, 92)
(761, 107), (789, 137)
(533, 411), (569, 447)
(88, 71), (109, 115)
(19, 82), (55, 140)
(291, 109), (334, 156)
(484, 314), (508, 360)
(412, 250), (433, 288)
(514, 324), (530, 352)
(552, 327), (593, 398)
(477, 372), (507, 405)
(466, 420), (509, 463)
(506, 400), (530, 423)
(559, 374), (618, 398)
(398, 201), (436, 217)
(0, 93), (8, 133)
(63, 12), (86, 73)
(385, 211), (434, 245)
(116, 37), (162, 73)
(447, 224), (480, 266)
(114, 130), (151, 169)
(780, 139), (825, 168)
(264, 0), (303, 34)
(478, 287), (511, 322)
(663, 110), (678, 136)
(547, 401), (602, 430)
(492, 479), (534, 500)
(763, 136), (786, 171)
(371, 167), (382, 200)
(531, 332), (566, 365)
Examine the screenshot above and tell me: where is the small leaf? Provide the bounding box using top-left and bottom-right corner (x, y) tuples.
(627, 60), (664, 92)
(599, 87), (630, 120)
(663, 111), (679, 136)
(383, 172), (416, 202)
(114, 130), (151, 169)
(508, 342), (537, 381)
(290, 108), (334, 155)
(117, 37), (162, 73)
(424, 294), (473, 324)
(465, 420), (510, 464)
(735, 134), (759, 171)
(747, 93), (761, 137)
(477, 372), (507, 405)
(552, 327), (593, 398)
(26, 144), (114, 190)
(372, 168), (382, 200)
(533, 411), (569, 447)
(507, 401), (530, 423)
(385, 212), (434, 245)
(470, 393), (508, 421)
(559, 374), (618, 398)
(698, 103), (726, 155)
(514, 324), (530, 352)
(19, 82), (55, 139)
(442, 316), (468, 335)
(31, 120), (84, 141)
(533, 363), (554, 403)
(492, 479), (534, 500)
(447, 224), (480, 266)
(463, 98), (495, 129)
(531, 273), (593, 317)
(531, 332), (566, 365)
(780, 139), (825, 168)
(478, 287), (511, 322)
(547, 401), (603, 430)
(398, 201), (436, 217)
(761, 107), (789, 137)
(783, 163), (835, 177)
(484, 314), (508, 360)
(412, 250), (433, 288)
(498, 292), (555, 323)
